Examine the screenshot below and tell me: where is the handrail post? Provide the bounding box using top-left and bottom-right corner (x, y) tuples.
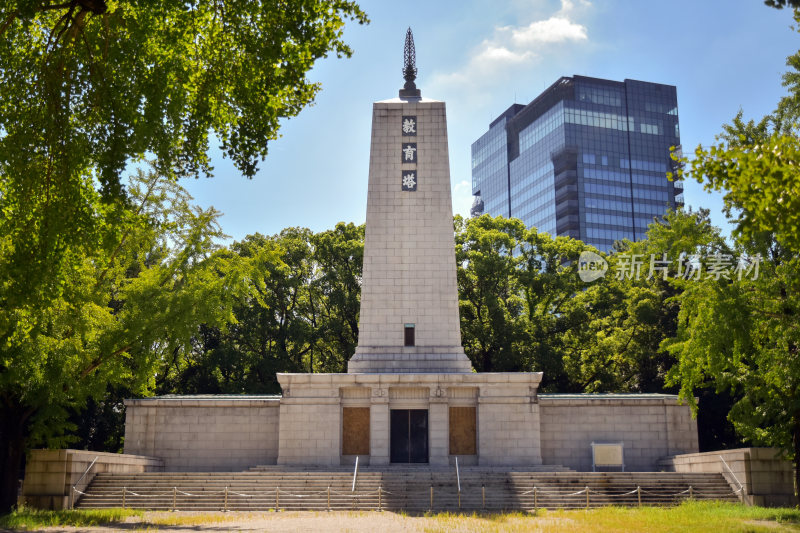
(533, 486), (538, 511)
(455, 456), (461, 493)
(637, 485), (641, 507)
(482, 484), (485, 510)
(172, 487), (177, 512)
(223, 486), (228, 512)
(455, 456), (461, 510)
(689, 485), (693, 499)
(70, 455), (99, 510)
(585, 486), (590, 508)
(718, 454), (747, 504)
(352, 456), (359, 492)
(276, 486), (280, 511)
(430, 485), (433, 511)
(122, 486), (126, 509)
(327, 485), (331, 511)
(378, 485), (382, 512)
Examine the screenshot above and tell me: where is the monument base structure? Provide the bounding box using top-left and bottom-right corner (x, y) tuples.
(122, 389), (698, 471)
(275, 372), (544, 467)
(122, 32), (700, 474)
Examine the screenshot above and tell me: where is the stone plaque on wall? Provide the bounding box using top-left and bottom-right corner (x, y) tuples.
(401, 143), (417, 164)
(401, 170), (417, 191)
(449, 406), (477, 455)
(342, 407), (370, 456)
(402, 116), (417, 136)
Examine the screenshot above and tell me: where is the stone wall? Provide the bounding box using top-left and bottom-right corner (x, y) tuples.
(539, 394), (698, 471)
(662, 448), (795, 507)
(478, 385), (542, 467)
(277, 398), (341, 466)
(22, 449), (162, 510)
(123, 396), (280, 471)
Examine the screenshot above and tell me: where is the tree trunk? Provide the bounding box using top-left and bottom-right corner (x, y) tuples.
(0, 403), (28, 513)
(794, 413), (800, 507)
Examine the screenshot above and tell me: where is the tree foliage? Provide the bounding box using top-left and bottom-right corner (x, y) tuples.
(0, 0), (367, 511)
(0, 0), (368, 308)
(159, 222), (364, 395)
(667, 8), (800, 504)
(454, 213), (705, 395)
(764, 0), (800, 8)
(0, 168), (244, 510)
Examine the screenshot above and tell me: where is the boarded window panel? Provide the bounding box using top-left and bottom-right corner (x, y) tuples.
(449, 406), (477, 455)
(342, 407), (370, 456)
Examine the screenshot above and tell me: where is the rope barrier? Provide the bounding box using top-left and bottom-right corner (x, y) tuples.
(523, 486), (723, 499)
(521, 487), (587, 496)
(74, 482), (741, 509)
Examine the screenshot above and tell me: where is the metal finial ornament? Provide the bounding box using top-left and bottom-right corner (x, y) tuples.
(403, 28), (417, 83)
(399, 27), (421, 98)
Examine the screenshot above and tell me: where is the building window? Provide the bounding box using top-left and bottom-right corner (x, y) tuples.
(404, 324), (415, 347)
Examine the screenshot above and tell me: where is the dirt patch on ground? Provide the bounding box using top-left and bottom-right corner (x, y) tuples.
(13, 510), (574, 533)
(742, 519), (796, 530)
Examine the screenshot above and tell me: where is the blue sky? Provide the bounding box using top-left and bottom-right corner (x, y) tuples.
(182, 0), (800, 242)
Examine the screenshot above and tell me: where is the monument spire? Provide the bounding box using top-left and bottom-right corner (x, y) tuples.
(399, 27), (421, 98)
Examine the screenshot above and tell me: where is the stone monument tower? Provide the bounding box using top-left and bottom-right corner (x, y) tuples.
(348, 28), (472, 374)
(275, 30), (543, 468)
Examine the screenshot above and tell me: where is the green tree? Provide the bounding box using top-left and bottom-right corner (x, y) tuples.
(0, 169), (242, 511)
(764, 0), (800, 8)
(455, 215), (528, 372)
(160, 223), (363, 395)
(0, 1), (367, 511)
(565, 208), (728, 393)
(0, 0), (367, 310)
(308, 223), (364, 372)
(664, 237), (800, 501)
(667, 10), (800, 503)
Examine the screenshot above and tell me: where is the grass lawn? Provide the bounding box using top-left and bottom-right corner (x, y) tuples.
(0, 507), (143, 529)
(1, 501), (799, 532)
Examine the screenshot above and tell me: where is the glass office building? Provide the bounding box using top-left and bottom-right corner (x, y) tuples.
(470, 75), (683, 251)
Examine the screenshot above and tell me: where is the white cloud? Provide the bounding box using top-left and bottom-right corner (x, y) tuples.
(475, 43), (536, 66)
(452, 179), (473, 218)
(429, 0), (590, 94)
(510, 17), (587, 46)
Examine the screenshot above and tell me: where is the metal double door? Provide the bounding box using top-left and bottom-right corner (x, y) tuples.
(390, 409), (428, 463)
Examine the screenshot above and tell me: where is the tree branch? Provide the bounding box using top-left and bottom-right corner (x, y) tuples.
(95, 171), (162, 288)
(0, 10), (18, 38)
(78, 344), (131, 380)
(44, 5), (76, 54)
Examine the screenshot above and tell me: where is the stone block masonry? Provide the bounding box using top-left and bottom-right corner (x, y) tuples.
(663, 448), (795, 507)
(349, 98), (472, 373)
(123, 396), (280, 471)
(276, 372), (544, 467)
(22, 449), (163, 510)
(538, 394), (699, 471)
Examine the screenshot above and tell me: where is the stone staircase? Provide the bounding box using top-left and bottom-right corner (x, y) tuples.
(76, 467), (740, 511)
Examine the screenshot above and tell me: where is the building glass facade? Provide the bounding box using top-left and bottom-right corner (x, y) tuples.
(470, 76), (682, 251)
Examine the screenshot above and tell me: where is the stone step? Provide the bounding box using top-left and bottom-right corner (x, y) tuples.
(77, 469), (739, 511)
